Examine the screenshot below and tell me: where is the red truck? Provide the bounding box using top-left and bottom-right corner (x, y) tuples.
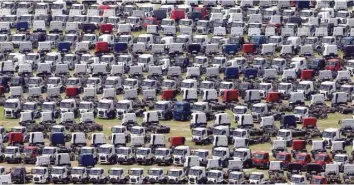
(326, 58), (342, 71)
(275, 152), (292, 169)
(314, 153), (332, 168)
(295, 153), (312, 169)
(252, 151), (270, 169)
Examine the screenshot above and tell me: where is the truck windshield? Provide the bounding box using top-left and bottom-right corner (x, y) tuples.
(155, 103), (167, 110)
(29, 79), (39, 84)
(109, 170), (122, 176)
(259, 84), (271, 90)
(32, 169), (46, 174)
(116, 103), (128, 109)
(305, 38), (316, 45)
(65, 35), (77, 41)
(277, 131), (288, 137)
(250, 174), (262, 180)
(315, 155), (326, 161)
(192, 130), (203, 136)
(23, 104), (35, 110)
(71, 169), (84, 174)
(89, 170), (101, 175)
(0, 35), (7, 41)
(278, 84), (290, 90)
(47, 35), (58, 41)
(192, 104), (205, 112)
(63, 55), (74, 61)
(195, 58), (206, 64)
(253, 153), (265, 159)
(89, 17), (101, 23)
(197, 21), (207, 27)
(5, 148), (15, 154)
(118, 56), (131, 63)
(341, 86), (352, 92)
(230, 173), (241, 179)
(4, 102), (17, 109)
(295, 108), (306, 114)
(118, 37), (130, 43)
(98, 147), (111, 154)
(233, 131), (243, 138)
(51, 127), (62, 133)
(213, 150), (224, 157)
(296, 155), (306, 160)
(12, 35), (24, 41)
(174, 149), (185, 155)
(297, 83), (309, 90)
(125, 80), (136, 86)
(174, 104), (184, 111)
(276, 154), (286, 160)
(82, 35), (94, 42)
(131, 128), (142, 135)
(269, 37), (280, 44)
(52, 169), (65, 174)
(60, 102), (72, 108)
(87, 79), (99, 85)
(42, 103), (54, 110)
(98, 102), (110, 109)
(291, 177), (303, 183)
(334, 155), (345, 162)
(79, 103), (90, 109)
(42, 148), (54, 155)
(137, 37), (148, 43)
(129, 170), (141, 176)
(136, 149), (148, 155)
(155, 149), (168, 156)
(144, 19), (154, 24)
(168, 171), (179, 177)
(189, 169), (201, 176)
(180, 20), (190, 26)
(117, 148), (129, 155)
(201, 82), (213, 89)
(252, 106), (264, 113)
(47, 78), (59, 85)
(209, 172), (221, 179)
(80, 148), (94, 154)
(233, 108), (245, 114)
(143, 81), (155, 87)
(220, 83), (232, 89)
(105, 80), (116, 85)
(162, 20), (173, 25)
(322, 131), (335, 138)
(322, 37), (332, 44)
(182, 82), (194, 88)
(45, 55), (56, 61)
(233, 151), (245, 158)
(149, 170), (161, 176)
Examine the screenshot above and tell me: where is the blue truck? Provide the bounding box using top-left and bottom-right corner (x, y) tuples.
(173, 102), (191, 121)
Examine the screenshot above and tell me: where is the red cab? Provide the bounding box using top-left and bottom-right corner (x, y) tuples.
(266, 92), (281, 103)
(242, 44), (256, 54)
(302, 117), (317, 129)
(95, 42), (109, 53)
(169, 136), (186, 148)
(314, 153), (332, 167)
(252, 151), (270, 169)
(161, 90), (176, 101)
(23, 146), (40, 164)
(275, 152), (292, 167)
(311, 176), (328, 184)
(301, 69), (314, 80)
(222, 90), (238, 102)
(326, 58), (341, 71)
(8, 132), (24, 145)
(100, 24), (113, 34)
(143, 17), (158, 28)
(193, 7), (208, 19)
(292, 140), (307, 151)
(171, 10), (185, 21)
(295, 153), (312, 166)
(65, 87), (79, 97)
